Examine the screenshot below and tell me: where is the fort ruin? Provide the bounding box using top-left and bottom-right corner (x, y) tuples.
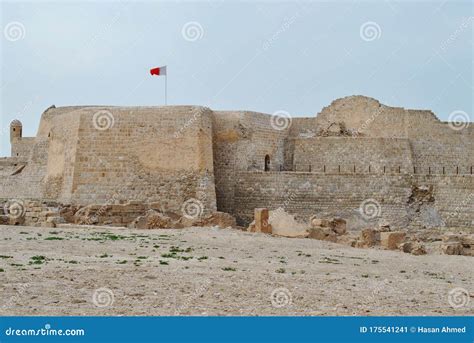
(1, 95), (473, 230)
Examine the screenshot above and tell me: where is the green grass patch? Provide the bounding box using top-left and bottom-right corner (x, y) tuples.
(161, 253), (179, 259)
(44, 237), (64, 240)
(222, 267), (236, 272)
(29, 255), (46, 265)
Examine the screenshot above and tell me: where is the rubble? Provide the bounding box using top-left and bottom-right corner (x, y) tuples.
(441, 234), (473, 256)
(399, 241), (427, 255)
(130, 210), (173, 229)
(191, 211), (237, 229)
(380, 232), (406, 250)
(308, 217), (347, 242)
(266, 208), (308, 237)
(356, 228), (377, 248)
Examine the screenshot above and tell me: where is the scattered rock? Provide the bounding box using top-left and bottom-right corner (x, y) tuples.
(267, 208), (308, 237)
(310, 217), (329, 228)
(356, 228), (377, 248)
(441, 243), (463, 255)
(399, 241), (427, 255)
(329, 218), (346, 235)
(192, 211), (237, 229)
(308, 227), (337, 242)
(0, 215), (9, 225)
(131, 210), (173, 229)
(307, 217), (346, 241)
(399, 242), (413, 253)
(411, 244), (427, 256)
(381, 231), (406, 250)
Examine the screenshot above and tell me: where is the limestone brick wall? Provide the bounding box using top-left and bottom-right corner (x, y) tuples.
(41, 109), (82, 202)
(0, 138), (49, 200)
(232, 171), (473, 229)
(311, 96), (412, 138)
(211, 111), (288, 213)
(68, 106), (217, 215)
(291, 137), (414, 173)
(11, 137), (35, 157)
(406, 120), (473, 173)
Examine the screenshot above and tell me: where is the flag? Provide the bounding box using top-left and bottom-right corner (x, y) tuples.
(150, 66), (166, 76)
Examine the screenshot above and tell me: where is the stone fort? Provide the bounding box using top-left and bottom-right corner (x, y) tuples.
(1, 95), (473, 229)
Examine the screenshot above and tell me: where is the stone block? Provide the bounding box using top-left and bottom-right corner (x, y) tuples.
(380, 231), (406, 250)
(307, 227), (336, 242)
(442, 243), (463, 255)
(411, 244), (427, 256)
(254, 208), (272, 234)
(356, 228), (376, 248)
(329, 218), (346, 235)
(310, 217), (329, 228)
(399, 241), (426, 255)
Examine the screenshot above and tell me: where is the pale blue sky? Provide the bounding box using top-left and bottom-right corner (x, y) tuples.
(1, 0), (472, 156)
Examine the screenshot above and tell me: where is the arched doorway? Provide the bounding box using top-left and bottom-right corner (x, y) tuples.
(264, 155), (270, 171)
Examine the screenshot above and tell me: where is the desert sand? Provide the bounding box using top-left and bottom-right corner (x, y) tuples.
(0, 225), (472, 316)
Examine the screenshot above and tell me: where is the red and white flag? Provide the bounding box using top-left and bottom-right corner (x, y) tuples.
(150, 66), (166, 76)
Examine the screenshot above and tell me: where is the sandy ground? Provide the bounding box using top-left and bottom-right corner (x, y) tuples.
(0, 225), (472, 316)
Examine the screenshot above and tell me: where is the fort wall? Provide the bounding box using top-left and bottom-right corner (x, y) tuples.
(211, 110), (289, 214)
(233, 172), (473, 229)
(1, 95), (472, 229)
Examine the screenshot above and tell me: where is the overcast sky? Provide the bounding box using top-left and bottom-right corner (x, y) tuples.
(1, 0), (472, 156)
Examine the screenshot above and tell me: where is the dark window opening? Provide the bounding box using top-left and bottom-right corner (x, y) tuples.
(264, 155), (270, 171)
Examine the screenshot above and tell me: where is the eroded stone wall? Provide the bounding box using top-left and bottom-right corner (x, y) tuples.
(232, 172), (473, 229)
